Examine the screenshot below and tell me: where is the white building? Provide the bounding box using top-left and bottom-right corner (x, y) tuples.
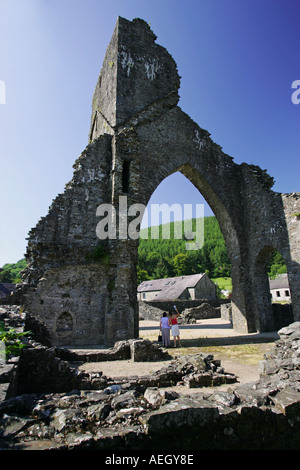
(269, 274), (290, 302)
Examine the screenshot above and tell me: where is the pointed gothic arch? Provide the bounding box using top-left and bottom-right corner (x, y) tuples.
(139, 163), (242, 305)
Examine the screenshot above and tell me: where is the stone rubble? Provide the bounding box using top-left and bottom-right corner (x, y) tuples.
(1, 306), (300, 450)
(180, 303), (220, 324)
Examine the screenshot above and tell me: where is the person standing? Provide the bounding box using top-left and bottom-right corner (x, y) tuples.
(170, 306), (181, 347)
(160, 312), (171, 347)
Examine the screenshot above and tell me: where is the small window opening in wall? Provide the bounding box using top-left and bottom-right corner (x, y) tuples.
(122, 160), (130, 193)
(285, 290), (290, 297)
(90, 112), (97, 140)
(56, 312), (73, 332)
(276, 291), (281, 297)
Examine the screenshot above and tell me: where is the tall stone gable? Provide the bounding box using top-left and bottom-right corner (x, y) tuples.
(24, 17), (300, 346)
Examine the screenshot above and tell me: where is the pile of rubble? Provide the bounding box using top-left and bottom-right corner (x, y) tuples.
(179, 303), (220, 324)
(1, 306), (300, 450)
(139, 301), (220, 323)
(0, 373), (238, 450)
(0, 305), (25, 329)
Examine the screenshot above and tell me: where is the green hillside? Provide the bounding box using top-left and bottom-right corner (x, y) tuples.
(138, 216), (230, 283)
(138, 216), (286, 284)
(0, 259), (26, 283)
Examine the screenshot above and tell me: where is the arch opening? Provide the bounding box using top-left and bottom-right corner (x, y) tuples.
(253, 246), (293, 332)
(56, 312), (73, 333)
(137, 170), (236, 317)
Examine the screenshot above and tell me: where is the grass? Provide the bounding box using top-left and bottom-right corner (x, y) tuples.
(211, 277), (232, 291)
(139, 326), (273, 366)
(200, 344), (265, 365)
(163, 342), (266, 365)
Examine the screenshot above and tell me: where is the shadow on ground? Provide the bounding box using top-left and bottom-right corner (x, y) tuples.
(177, 333), (279, 348)
(139, 320), (279, 348)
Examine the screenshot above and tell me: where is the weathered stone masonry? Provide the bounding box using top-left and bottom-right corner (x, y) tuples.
(24, 17), (300, 346)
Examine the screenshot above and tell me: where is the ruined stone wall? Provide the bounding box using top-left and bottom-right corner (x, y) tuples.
(25, 134), (113, 280)
(24, 130), (140, 346)
(24, 17), (300, 347)
(237, 165), (300, 332)
(282, 194), (300, 320)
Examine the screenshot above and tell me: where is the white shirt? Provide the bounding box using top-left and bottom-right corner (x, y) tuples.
(161, 316), (170, 329)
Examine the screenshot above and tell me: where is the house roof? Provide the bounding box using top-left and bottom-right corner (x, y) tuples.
(0, 283), (16, 298)
(0, 283), (11, 298)
(2, 283), (16, 292)
(138, 273), (206, 301)
(269, 275), (289, 290)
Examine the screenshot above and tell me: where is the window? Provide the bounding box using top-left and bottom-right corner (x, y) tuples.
(56, 312), (73, 332)
(142, 293), (146, 299)
(276, 291), (281, 297)
(122, 160), (130, 193)
(285, 290), (290, 297)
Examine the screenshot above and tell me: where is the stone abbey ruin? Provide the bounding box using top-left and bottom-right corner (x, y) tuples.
(24, 17), (300, 347)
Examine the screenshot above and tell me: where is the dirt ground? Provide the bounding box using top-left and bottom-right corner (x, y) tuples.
(78, 318), (279, 395)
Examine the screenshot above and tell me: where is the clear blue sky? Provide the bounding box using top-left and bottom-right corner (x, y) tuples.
(0, 0), (299, 266)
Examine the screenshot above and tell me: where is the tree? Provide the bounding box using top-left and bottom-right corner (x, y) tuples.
(137, 266), (150, 284)
(0, 259), (27, 283)
(268, 251), (287, 279)
(146, 252), (161, 273)
(172, 253), (190, 276)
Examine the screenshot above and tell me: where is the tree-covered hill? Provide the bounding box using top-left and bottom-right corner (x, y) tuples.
(138, 216), (286, 284)
(0, 259), (27, 283)
(138, 217), (230, 282)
